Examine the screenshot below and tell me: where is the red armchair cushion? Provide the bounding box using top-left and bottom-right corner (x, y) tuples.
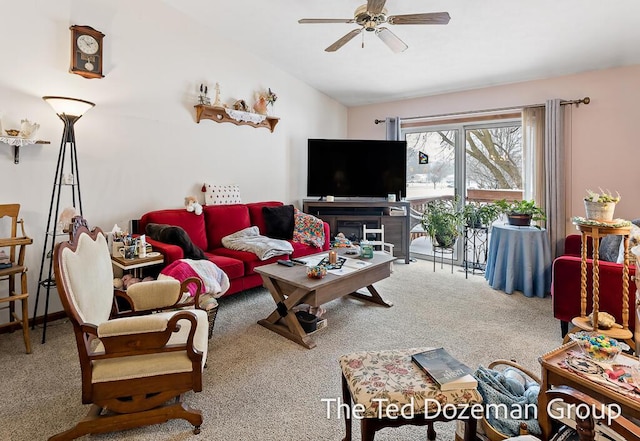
(203, 204), (251, 249)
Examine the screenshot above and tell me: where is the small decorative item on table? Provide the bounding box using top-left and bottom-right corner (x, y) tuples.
(307, 265), (327, 279)
(328, 250), (337, 264)
(360, 240), (374, 259)
(5, 129), (20, 136)
(583, 189), (620, 221)
(569, 331), (627, 362)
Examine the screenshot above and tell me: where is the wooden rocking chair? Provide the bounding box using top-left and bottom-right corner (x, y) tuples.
(50, 222), (209, 440)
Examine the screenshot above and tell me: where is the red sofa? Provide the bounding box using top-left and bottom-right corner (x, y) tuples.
(138, 201), (330, 297)
(552, 234), (637, 336)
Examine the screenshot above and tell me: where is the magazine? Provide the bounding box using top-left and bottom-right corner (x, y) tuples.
(411, 347), (477, 391)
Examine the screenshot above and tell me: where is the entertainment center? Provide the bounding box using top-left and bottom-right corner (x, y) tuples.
(302, 199), (411, 264)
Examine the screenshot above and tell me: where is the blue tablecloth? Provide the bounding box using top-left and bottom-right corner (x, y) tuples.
(484, 224), (552, 298)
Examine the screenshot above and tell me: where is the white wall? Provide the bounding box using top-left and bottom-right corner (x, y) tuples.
(0, 0), (346, 321)
(348, 65), (640, 227)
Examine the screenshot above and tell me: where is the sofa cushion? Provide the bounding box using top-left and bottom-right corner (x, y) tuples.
(262, 204), (295, 239)
(202, 252), (245, 280)
(139, 209), (208, 251)
(209, 248), (281, 275)
(203, 204), (251, 249)
(246, 201), (283, 235)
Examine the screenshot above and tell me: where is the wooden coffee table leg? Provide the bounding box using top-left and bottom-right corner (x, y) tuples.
(349, 285), (393, 307)
(257, 277), (316, 348)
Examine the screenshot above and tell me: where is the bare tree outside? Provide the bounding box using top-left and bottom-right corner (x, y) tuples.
(440, 126), (522, 190)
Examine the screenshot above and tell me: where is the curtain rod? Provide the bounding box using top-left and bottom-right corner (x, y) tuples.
(373, 96), (590, 124)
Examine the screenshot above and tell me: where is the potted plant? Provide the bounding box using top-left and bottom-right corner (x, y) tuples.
(495, 199), (546, 227)
(584, 189), (620, 221)
(462, 202), (501, 228)
(421, 197), (464, 248)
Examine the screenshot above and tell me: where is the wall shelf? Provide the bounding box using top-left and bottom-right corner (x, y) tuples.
(194, 104), (280, 132)
(0, 137), (51, 164)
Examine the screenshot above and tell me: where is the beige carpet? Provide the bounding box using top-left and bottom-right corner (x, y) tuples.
(0, 258), (563, 441)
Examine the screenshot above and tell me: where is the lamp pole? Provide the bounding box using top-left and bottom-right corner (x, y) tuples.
(33, 96), (94, 343)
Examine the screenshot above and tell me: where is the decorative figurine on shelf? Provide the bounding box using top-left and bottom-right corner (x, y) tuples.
(198, 83), (210, 105)
(19, 119), (39, 139)
(232, 99), (250, 112)
(253, 93), (268, 115)
(253, 88), (277, 115)
(58, 206), (78, 233)
(212, 82), (223, 108)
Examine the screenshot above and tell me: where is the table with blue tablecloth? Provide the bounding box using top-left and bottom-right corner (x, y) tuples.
(484, 223), (552, 298)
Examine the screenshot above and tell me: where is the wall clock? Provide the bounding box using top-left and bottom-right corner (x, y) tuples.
(69, 25), (104, 79)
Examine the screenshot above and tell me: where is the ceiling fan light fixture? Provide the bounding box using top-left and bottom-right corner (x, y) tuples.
(376, 27), (408, 53)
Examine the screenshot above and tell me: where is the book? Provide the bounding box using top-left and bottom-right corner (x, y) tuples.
(411, 348), (478, 391)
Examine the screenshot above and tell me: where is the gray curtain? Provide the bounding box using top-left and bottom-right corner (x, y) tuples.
(385, 117), (401, 141)
(544, 99), (566, 259)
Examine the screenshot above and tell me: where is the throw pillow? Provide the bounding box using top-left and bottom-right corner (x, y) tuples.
(145, 223), (207, 260)
(599, 218), (640, 262)
(203, 183), (242, 205)
(292, 208), (325, 248)
(616, 223), (640, 264)
(262, 204), (295, 240)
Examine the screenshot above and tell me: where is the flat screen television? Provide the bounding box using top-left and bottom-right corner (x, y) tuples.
(307, 138), (407, 199)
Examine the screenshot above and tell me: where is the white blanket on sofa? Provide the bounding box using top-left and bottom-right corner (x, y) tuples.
(222, 226), (293, 261)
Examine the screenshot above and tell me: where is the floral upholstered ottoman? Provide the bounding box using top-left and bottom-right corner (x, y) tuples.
(338, 348), (482, 441)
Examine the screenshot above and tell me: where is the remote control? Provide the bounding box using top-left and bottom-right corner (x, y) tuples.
(277, 259), (294, 267)
(290, 258), (307, 265)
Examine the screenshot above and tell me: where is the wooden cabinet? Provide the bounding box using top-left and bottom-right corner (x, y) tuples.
(302, 199), (410, 264)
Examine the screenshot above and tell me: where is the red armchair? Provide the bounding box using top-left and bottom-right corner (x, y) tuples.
(552, 234), (636, 336)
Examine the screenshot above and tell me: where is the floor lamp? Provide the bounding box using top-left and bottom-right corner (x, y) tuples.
(33, 96), (95, 343)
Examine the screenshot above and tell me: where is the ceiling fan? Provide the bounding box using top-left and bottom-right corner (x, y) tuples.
(298, 0), (451, 53)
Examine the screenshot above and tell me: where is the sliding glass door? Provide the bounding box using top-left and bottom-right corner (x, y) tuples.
(404, 118), (523, 264)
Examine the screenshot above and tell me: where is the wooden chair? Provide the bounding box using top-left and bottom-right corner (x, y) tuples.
(0, 203), (33, 353)
(362, 224), (395, 257)
(50, 222), (209, 440)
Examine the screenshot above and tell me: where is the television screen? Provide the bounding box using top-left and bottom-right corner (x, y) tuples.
(307, 139), (407, 199)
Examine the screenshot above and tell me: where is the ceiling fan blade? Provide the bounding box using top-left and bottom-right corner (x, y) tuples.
(376, 27), (408, 53)
(367, 0), (387, 14)
(298, 18), (355, 24)
(388, 12), (451, 25)
(325, 28), (363, 52)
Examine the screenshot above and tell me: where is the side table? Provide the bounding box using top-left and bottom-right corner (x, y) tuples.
(567, 218), (633, 343)
(111, 253), (164, 278)
(538, 341), (640, 441)
(484, 224), (552, 297)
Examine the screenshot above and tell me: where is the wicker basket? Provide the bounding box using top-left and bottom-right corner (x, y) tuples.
(206, 304), (219, 339)
(481, 360), (541, 441)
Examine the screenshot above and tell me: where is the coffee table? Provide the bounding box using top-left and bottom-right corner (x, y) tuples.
(255, 251), (395, 349)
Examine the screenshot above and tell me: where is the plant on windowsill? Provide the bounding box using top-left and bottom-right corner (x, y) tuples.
(421, 196), (464, 248)
(495, 199), (546, 228)
(462, 201), (501, 229)
(584, 189), (620, 221)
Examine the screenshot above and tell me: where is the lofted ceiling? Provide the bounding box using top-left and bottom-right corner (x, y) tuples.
(163, 0), (640, 107)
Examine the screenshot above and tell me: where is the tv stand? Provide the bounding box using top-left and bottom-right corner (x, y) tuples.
(302, 199), (411, 264)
